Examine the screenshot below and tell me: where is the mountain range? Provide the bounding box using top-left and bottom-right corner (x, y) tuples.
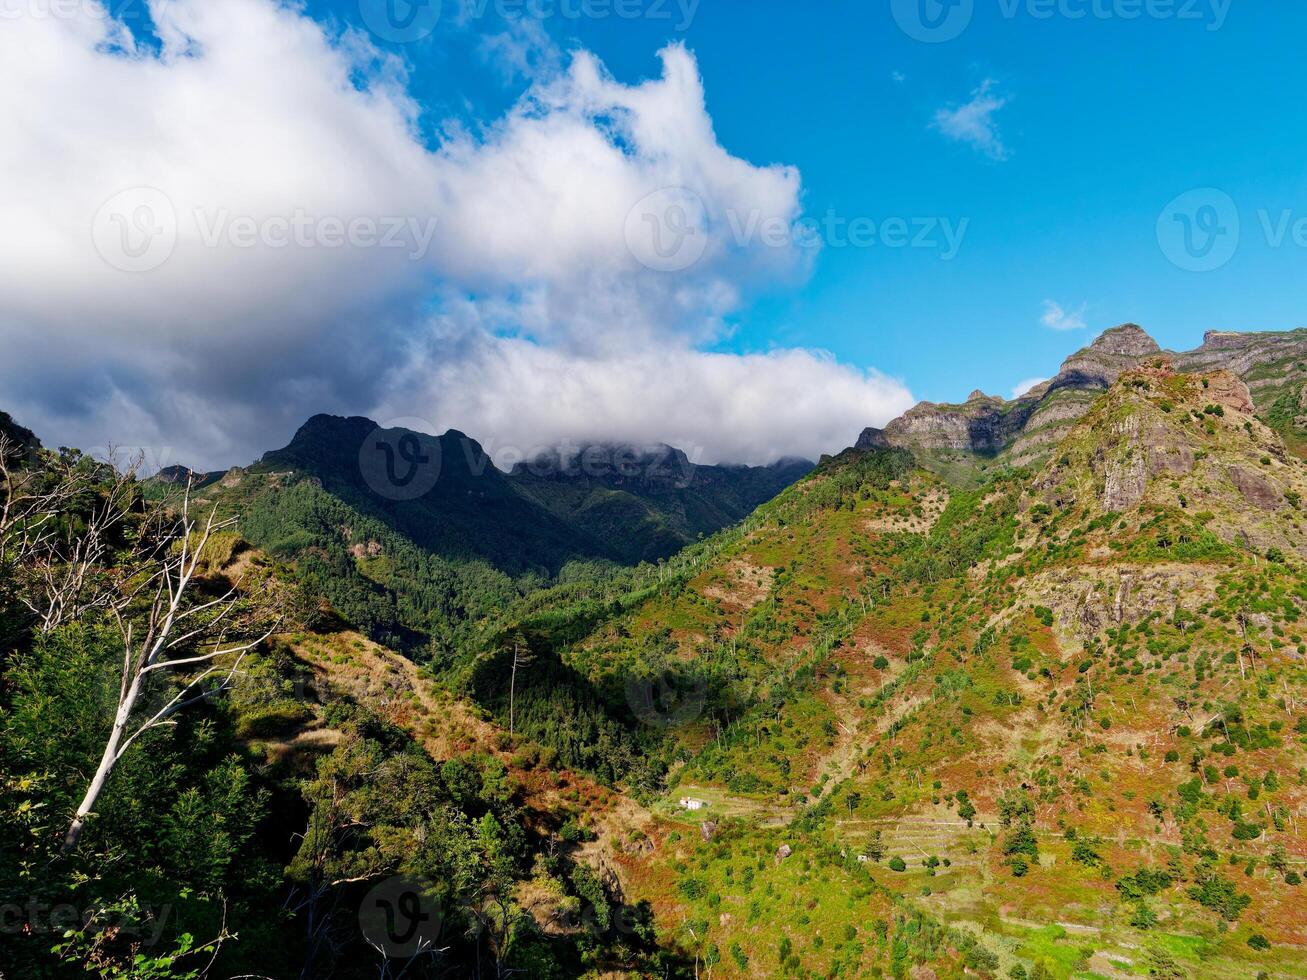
(154, 414), (812, 571)
(858, 324), (1307, 473)
(5, 324), (1307, 979)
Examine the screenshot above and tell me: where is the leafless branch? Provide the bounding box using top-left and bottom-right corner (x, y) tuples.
(62, 484), (275, 851)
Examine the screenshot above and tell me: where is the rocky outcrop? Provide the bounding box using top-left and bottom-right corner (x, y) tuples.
(1174, 329), (1307, 393)
(1228, 466), (1284, 511)
(856, 392), (1028, 456)
(1023, 361), (1307, 559)
(854, 324), (1307, 468)
(856, 325), (1160, 461)
(1102, 415), (1147, 513)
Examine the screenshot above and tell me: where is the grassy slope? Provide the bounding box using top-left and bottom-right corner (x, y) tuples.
(543, 366), (1307, 979)
(148, 364), (1307, 977)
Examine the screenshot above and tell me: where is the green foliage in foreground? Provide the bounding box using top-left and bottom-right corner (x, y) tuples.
(0, 453), (692, 978)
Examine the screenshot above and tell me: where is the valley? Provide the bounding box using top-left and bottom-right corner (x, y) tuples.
(4, 326), (1307, 978)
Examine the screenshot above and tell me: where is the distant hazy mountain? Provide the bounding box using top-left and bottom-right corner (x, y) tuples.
(510, 443), (813, 564)
(248, 414), (811, 571)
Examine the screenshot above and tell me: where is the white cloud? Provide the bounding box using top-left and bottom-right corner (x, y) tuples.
(0, 0), (911, 470)
(1040, 300), (1088, 332)
(478, 15), (562, 85)
(377, 327), (915, 465)
(1010, 377), (1048, 400)
(891, 71), (906, 83)
(933, 79), (1009, 161)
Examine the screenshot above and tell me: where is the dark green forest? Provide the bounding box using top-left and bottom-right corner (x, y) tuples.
(0, 431), (696, 978)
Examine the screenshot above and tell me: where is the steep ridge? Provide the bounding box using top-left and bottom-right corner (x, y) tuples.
(0, 409), (39, 460)
(128, 415), (813, 654)
(857, 324), (1307, 473)
(254, 414), (594, 574)
(233, 415), (811, 573)
(529, 358), (1307, 978)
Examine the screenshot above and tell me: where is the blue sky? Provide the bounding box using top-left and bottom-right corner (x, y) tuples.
(6, 0), (1307, 468)
(310, 0), (1304, 402)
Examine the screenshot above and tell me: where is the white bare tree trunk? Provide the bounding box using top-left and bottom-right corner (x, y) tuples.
(60, 488), (274, 852)
(64, 673), (139, 850)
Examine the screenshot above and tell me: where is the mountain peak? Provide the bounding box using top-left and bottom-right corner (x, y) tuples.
(1088, 323), (1160, 357)
(0, 410), (39, 461)
(155, 464), (202, 484)
(511, 442), (692, 483)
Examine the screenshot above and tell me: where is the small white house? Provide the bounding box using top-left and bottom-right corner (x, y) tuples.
(679, 797), (708, 811)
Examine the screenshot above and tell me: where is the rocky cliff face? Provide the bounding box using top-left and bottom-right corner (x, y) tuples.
(1026, 362), (1307, 557)
(1172, 328), (1307, 406)
(856, 324), (1307, 470)
(855, 389), (1023, 455)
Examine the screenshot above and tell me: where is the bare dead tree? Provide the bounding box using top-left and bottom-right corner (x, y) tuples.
(504, 632), (532, 738)
(62, 487), (274, 852)
(13, 448), (140, 633)
(0, 435), (88, 571)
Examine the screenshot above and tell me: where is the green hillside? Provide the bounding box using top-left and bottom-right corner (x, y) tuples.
(164, 416), (808, 653)
(5, 335), (1307, 979)
(500, 360), (1307, 979)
